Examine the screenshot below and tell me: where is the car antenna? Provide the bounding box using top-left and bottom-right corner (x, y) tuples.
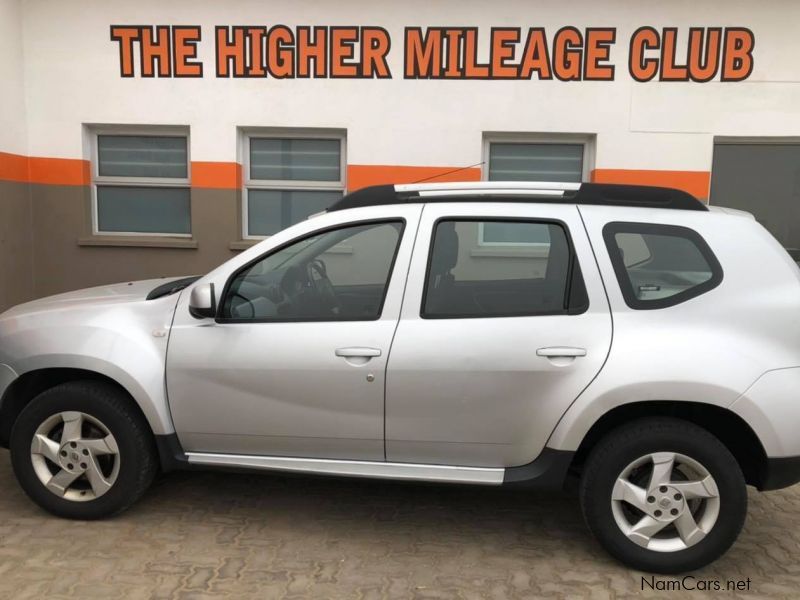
(410, 161), (485, 184)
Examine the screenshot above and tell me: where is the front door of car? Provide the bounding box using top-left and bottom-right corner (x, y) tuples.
(167, 207), (421, 460)
(385, 203), (612, 467)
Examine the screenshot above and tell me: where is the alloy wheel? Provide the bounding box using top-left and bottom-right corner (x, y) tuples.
(29, 411), (120, 502)
(610, 451), (720, 552)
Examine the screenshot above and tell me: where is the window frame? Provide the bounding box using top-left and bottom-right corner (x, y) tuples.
(90, 126), (191, 237)
(481, 133), (594, 247)
(217, 218), (406, 324)
(420, 216), (589, 320)
(602, 221), (724, 310)
(242, 129), (347, 240)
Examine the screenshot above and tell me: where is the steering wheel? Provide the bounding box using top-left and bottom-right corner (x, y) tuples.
(307, 259), (340, 314)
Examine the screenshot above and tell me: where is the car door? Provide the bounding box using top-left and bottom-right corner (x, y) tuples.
(385, 202), (612, 467)
(167, 205), (422, 460)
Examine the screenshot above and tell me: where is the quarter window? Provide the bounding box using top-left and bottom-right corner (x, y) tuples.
(244, 133), (346, 238)
(603, 222), (723, 309)
(93, 133), (190, 235)
(422, 219), (587, 318)
(222, 220), (403, 321)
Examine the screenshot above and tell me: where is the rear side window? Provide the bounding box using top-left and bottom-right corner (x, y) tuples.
(422, 219), (588, 318)
(603, 222), (723, 309)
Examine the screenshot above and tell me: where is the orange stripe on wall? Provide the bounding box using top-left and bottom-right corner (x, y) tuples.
(191, 161), (242, 190)
(0, 152), (32, 183)
(592, 169), (711, 200)
(347, 164), (481, 191)
(28, 157), (90, 186)
(0, 152), (89, 186)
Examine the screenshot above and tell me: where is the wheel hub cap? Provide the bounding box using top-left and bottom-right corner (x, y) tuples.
(30, 411), (120, 502)
(611, 451), (720, 553)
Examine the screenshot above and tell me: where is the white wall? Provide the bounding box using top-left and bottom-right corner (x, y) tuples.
(0, 0), (27, 154)
(12, 0), (800, 173)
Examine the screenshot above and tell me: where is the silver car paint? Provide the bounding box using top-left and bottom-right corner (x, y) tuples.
(384, 202), (612, 467)
(547, 205), (800, 453)
(1, 188), (799, 476)
(0, 279), (182, 435)
(166, 205), (423, 459)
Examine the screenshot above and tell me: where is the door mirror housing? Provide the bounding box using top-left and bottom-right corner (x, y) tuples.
(189, 283), (216, 319)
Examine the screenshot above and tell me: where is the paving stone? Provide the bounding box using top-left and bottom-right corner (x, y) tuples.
(0, 449), (799, 598)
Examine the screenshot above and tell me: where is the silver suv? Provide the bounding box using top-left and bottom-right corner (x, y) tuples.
(1, 182), (799, 573)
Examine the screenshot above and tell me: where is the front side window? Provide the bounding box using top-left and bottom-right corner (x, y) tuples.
(422, 219), (587, 318)
(94, 133), (191, 235)
(603, 222), (723, 309)
(245, 134), (345, 238)
(222, 220), (403, 321)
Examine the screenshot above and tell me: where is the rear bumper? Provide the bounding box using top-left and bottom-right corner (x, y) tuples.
(759, 455), (800, 491)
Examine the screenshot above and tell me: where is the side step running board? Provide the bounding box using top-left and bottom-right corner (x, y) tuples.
(185, 452), (504, 485)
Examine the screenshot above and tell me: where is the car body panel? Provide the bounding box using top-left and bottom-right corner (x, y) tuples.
(385, 202), (613, 467)
(546, 205), (800, 452)
(165, 205), (423, 459)
(0, 279), (184, 435)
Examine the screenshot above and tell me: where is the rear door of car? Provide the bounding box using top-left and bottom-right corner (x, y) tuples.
(385, 202), (612, 467)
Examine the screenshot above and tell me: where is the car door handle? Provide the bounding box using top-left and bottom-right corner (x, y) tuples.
(536, 347), (587, 358)
(335, 347), (382, 358)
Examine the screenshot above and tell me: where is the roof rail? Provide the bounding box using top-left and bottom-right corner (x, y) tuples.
(327, 182), (708, 212)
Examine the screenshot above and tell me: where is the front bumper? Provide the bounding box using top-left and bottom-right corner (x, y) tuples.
(759, 455), (800, 491)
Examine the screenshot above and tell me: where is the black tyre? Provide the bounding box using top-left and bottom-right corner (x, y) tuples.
(10, 380), (158, 519)
(580, 417), (747, 573)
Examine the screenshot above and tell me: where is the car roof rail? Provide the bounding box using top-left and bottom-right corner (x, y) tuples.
(327, 181), (709, 212)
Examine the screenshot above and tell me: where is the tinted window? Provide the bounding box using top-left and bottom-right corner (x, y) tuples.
(222, 221), (403, 321)
(604, 223), (723, 309)
(423, 219), (584, 318)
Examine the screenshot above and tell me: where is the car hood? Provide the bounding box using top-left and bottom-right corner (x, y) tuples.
(0, 277), (191, 320)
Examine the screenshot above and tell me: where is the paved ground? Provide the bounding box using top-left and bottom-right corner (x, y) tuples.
(0, 450), (799, 599)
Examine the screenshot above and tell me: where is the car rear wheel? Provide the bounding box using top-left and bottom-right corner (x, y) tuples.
(10, 381), (158, 519)
(580, 417), (747, 573)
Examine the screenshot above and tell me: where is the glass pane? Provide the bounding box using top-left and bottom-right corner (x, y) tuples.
(482, 222), (551, 244)
(250, 138), (341, 181)
(424, 220), (573, 318)
(247, 189), (342, 236)
(223, 221), (403, 321)
(488, 143), (583, 182)
(97, 186), (191, 234)
(98, 135), (187, 178)
(614, 231), (714, 302)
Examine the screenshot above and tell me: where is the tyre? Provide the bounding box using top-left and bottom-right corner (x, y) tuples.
(9, 380), (158, 519)
(579, 417), (747, 573)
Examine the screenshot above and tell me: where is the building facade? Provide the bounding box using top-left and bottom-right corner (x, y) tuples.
(1, 0), (799, 312)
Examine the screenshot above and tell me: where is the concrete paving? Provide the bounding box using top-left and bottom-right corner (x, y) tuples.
(0, 449), (798, 599)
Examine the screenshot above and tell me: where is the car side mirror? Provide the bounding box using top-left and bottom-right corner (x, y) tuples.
(189, 283), (217, 319)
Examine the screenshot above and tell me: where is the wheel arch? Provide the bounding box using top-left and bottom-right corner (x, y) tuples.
(569, 401), (768, 489)
(0, 366), (167, 448)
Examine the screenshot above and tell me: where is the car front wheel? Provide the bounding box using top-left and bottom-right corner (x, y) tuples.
(580, 417), (747, 573)
(10, 381), (158, 519)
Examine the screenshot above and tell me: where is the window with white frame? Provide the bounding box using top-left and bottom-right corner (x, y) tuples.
(92, 130), (191, 236)
(244, 132), (346, 238)
(482, 135), (592, 245)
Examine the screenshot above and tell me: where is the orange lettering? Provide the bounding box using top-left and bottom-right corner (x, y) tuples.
(297, 27), (327, 77)
(173, 27), (202, 77)
(216, 26), (246, 77)
(553, 27), (582, 81)
(268, 26), (294, 78)
(405, 28), (442, 78)
(584, 28), (615, 80)
(519, 28), (551, 80)
(722, 28), (754, 81)
(629, 26), (659, 82)
(110, 26), (141, 77)
(361, 27), (391, 78)
(331, 27), (358, 77)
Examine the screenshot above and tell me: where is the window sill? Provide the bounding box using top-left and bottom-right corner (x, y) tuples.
(78, 236), (198, 249)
